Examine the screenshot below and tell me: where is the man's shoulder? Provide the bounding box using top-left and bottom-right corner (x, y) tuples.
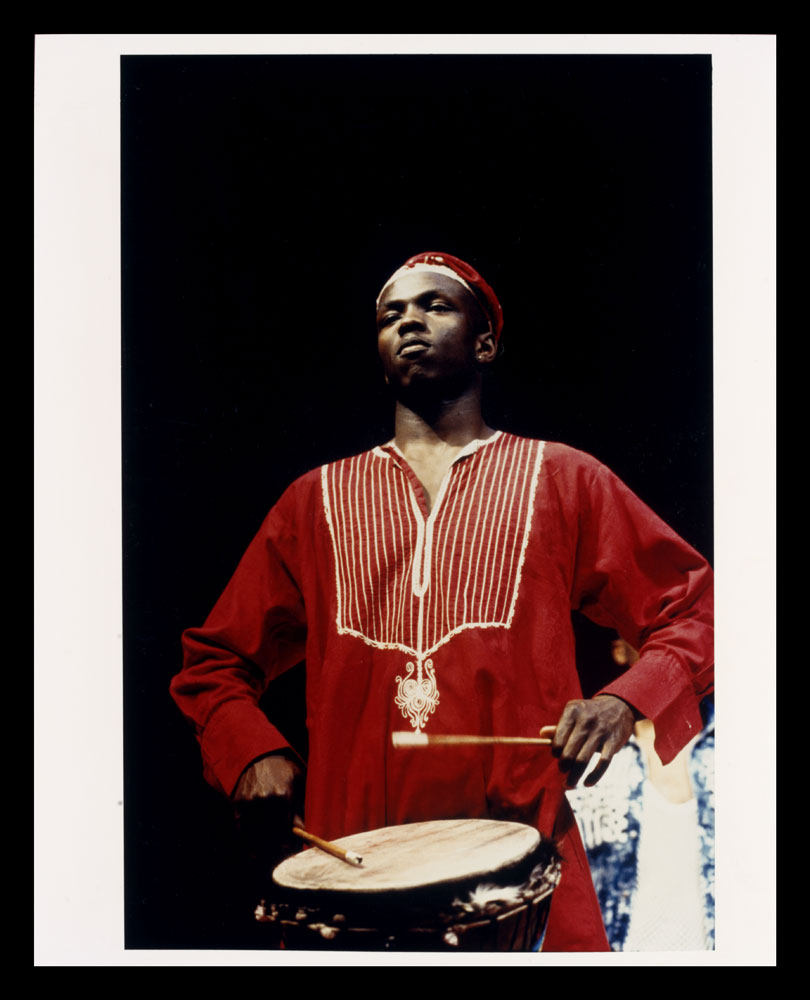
(274, 445), (384, 501)
(540, 439), (605, 472)
(497, 435), (605, 477)
(323, 443), (388, 466)
(263, 467), (323, 524)
(515, 437), (616, 500)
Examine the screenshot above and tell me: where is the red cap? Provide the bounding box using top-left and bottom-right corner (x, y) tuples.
(378, 251), (504, 342)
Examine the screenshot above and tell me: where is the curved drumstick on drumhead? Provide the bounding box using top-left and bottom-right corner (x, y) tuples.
(293, 826), (363, 866)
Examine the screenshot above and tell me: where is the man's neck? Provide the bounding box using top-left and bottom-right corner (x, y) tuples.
(392, 387), (494, 458)
(390, 389), (496, 513)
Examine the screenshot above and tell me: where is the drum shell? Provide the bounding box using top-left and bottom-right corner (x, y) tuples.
(261, 880), (556, 951)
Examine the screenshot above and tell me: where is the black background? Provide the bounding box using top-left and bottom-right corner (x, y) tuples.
(121, 54), (713, 949)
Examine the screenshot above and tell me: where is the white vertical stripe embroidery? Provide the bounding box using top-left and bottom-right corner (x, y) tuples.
(369, 453), (383, 641)
(431, 468), (459, 648)
(478, 438), (510, 621)
(505, 439), (546, 626)
(331, 460), (348, 625)
(390, 458), (409, 648)
(348, 456), (363, 626)
(440, 457), (472, 639)
(498, 448), (523, 618)
(380, 458), (393, 644)
(483, 438), (520, 621)
(468, 437), (506, 622)
(320, 434), (545, 729)
(361, 452), (374, 632)
(491, 437), (526, 621)
(458, 439), (494, 627)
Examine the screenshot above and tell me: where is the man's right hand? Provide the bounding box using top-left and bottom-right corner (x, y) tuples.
(231, 754), (305, 872)
(233, 754), (303, 805)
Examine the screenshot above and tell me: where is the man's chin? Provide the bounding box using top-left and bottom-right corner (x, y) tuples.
(392, 371), (478, 405)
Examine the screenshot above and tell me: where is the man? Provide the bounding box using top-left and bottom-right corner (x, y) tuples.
(171, 251), (714, 951)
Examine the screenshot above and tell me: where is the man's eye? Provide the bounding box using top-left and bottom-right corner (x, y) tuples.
(429, 302), (451, 311)
(379, 314), (399, 327)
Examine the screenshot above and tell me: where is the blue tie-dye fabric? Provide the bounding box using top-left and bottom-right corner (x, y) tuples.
(566, 703), (715, 951)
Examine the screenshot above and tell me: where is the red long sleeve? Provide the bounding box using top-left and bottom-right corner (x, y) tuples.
(567, 456), (713, 763)
(171, 491), (309, 796)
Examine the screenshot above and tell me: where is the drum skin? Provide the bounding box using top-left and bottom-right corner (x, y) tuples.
(257, 820), (561, 951)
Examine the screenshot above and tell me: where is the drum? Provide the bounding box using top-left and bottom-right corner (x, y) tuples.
(255, 819), (561, 951)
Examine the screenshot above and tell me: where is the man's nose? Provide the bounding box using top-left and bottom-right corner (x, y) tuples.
(398, 304), (426, 331)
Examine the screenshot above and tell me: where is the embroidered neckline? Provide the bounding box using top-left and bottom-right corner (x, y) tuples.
(378, 429), (503, 467)
(321, 434), (545, 733)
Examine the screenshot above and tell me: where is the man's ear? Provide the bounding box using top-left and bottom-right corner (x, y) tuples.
(475, 328), (498, 365)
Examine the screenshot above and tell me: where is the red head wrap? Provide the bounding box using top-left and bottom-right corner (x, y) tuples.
(377, 251), (504, 343)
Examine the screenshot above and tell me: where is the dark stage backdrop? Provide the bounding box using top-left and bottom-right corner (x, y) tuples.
(121, 54), (713, 949)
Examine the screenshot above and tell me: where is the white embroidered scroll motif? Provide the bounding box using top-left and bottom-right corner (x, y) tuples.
(321, 434), (545, 731)
(394, 658), (440, 732)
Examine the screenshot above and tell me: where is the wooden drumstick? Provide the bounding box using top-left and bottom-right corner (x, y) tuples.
(392, 726), (557, 748)
(292, 826), (363, 866)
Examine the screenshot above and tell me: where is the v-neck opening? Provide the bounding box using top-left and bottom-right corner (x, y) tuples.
(380, 431), (503, 521)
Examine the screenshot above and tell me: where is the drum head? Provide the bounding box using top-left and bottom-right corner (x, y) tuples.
(272, 818), (540, 894)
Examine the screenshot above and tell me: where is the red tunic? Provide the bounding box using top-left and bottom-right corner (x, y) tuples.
(172, 434), (714, 951)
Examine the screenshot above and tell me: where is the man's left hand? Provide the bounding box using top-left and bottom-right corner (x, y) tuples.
(551, 694), (636, 788)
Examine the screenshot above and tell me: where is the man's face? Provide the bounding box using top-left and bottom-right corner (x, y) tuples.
(375, 272), (495, 392)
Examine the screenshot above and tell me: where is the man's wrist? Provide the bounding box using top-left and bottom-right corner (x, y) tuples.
(232, 749), (300, 798)
(594, 692), (643, 722)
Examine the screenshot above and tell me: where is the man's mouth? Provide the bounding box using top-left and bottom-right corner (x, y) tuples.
(397, 339), (430, 357)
